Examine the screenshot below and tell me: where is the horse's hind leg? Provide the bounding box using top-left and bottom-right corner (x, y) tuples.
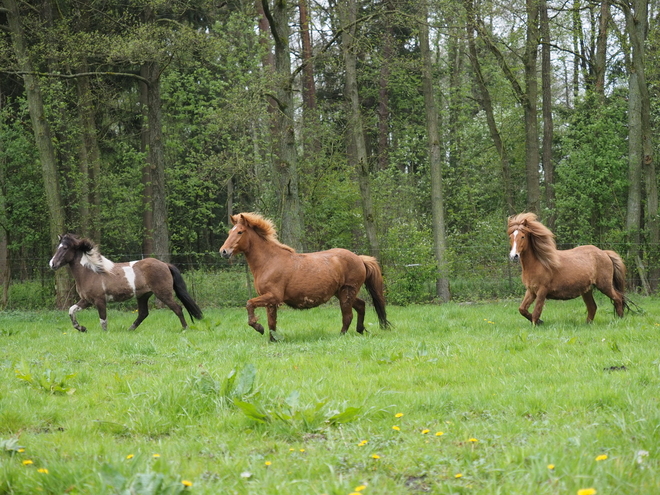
(352, 297), (367, 334)
(69, 299), (92, 332)
(159, 294), (187, 329)
(129, 294), (151, 331)
(599, 285), (625, 317)
(337, 287), (357, 334)
(582, 290), (597, 323)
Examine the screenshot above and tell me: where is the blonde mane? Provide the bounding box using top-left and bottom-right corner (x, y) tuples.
(233, 212), (296, 253)
(507, 212), (559, 270)
(76, 238), (115, 273)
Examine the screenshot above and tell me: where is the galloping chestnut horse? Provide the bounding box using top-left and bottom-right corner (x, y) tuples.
(219, 212), (390, 341)
(507, 213), (627, 325)
(49, 234), (202, 332)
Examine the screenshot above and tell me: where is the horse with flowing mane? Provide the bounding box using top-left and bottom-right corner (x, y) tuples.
(49, 234), (202, 332)
(507, 213), (627, 325)
(219, 212), (390, 341)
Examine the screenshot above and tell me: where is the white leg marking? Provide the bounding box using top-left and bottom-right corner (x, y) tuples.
(100, 319), (108, 331)
(509, 230), (519, 260)
(123, 266), (137, 295)
(68, 304), (80, 316)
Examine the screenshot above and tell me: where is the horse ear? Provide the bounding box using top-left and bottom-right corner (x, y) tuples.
(239, 214), (251, 227)
(230, 215), (239, 226)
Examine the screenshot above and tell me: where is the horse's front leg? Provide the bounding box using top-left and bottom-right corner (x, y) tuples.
(69, 299), (92, 332)
(530, 288), (548, 325)
(518, 289), (537, 323)
(246, 293), (280, 339)
(96, 301), (108, 331)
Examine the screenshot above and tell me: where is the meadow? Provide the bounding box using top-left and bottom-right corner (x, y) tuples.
(0, 294), (658, 494)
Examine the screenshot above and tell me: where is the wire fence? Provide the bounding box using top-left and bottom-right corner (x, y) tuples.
(2, 244), (658, 310)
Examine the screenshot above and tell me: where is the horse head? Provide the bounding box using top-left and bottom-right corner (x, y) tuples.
(219, 214), (251, 259)
(49, 234), (96, 270)
(507, 213), (536, 262)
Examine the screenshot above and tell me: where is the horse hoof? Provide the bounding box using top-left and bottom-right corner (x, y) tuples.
(77, 326), (87, 333)
(253, 324), (265, 335)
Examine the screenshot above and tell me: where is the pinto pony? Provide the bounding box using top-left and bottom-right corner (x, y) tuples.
(219, 212), (390, 341)
(507, 213), (627, 325)
(49, 234), (202, 332)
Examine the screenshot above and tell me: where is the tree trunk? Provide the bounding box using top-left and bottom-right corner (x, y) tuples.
(139, 68), (154, 258)
(594, 0), (610, 97)
(76, 67), (102, 240)
(3, 0), (71, 308)
(263, 0), (304, 250)
(621, 0), (656, 291)
(540, 0), (555, 227)
(0, 104), (8, 309)
(464, 0), (515, 215)
(523, 0), (541, 214)
(377, 3), (393, 171)
(340, 0), (379, 257)
(420, 1), (450, 302)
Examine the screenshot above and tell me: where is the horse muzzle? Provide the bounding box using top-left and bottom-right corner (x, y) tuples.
(219, 248), (233, 259)
(509, 253), (520, 262)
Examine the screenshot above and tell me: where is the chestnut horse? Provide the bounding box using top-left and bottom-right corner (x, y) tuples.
(219, 212), (390, 341)
(49, 234), (202, 332)
(507, 213), (627, 325)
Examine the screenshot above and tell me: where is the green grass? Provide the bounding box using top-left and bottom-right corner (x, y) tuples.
(0, 295), (659, 494)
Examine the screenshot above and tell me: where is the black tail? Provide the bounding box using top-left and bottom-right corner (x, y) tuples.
(168, 264), (203, 322)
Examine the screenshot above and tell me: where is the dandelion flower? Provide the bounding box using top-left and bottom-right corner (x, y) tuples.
(371, 454), (381, 459)
(182, 480), (193, 487)
(300, 449), (305, 452)
(435, 431), (444, 436)
(22, 460), (33, 466)
(595, 454), (608, 461)
(17, 448), (25, 453)
(37, 468), (49, 474)
(468, 438), (478, 443)
(358, 440), (368, 446)
(421, 429), (430, 434)
(265, 461), (272, 466)
(290, 448), (295, 452)
(126, 454), (134, 460)
(455, 473), (463, 478)
(153, 454), (160, 458)
(577, 488), (597, 495)
(354, 486), (367, 492)
(392, 425), (400, 431)
(395, 413), (404, 418)
(547, 464), (555, 470)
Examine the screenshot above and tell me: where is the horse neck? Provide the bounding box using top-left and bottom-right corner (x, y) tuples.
(242, 232), (291, 271)
(66, 251), (88, 280)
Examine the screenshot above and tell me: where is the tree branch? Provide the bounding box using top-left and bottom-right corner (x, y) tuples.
(0, 69), (149, 85)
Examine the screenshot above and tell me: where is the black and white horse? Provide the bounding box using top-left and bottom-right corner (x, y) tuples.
(49, 234), (202, 332)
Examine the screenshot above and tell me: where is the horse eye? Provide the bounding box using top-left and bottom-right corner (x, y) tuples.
(238, 231), (243, 235)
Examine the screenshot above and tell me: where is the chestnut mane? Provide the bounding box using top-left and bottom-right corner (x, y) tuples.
(234, 212), (296, 253)
(507, 213), (559, 270)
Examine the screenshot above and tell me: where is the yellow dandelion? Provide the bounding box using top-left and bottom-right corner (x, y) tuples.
(290, 448), (295, 451)
(595, 454), (608, 461)
(577, 488), (597, 495)
(22, 460), (33, 466)
(349, 493), (360, 495)
(358, 440), (368, 446)
(371, 454), (381, 459)
(395, 412), (404, 418)
(392, 425), (400, 431)
(547, 464), (555, 470)
(455, 473), (463, 478)
(182, 480), (193, 487)
(354, 486), (367, 492)
(299, 449), (305, 452)
(17, 448), (25, 453)
(468, 438), (478, 443)
(126, 454), (134, 459)
(435, 431), (444, 436)
(37, 468), (49, 474)
(153, 454), (160, 458)
(265, 461), (272, 466)
(421, 429), (430, 434)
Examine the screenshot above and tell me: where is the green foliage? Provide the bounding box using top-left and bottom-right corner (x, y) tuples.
(0, 436), (24, 453)
(554, 93), (629, 245)
(14, 361), (77, 395)
(100, 463), (187, 495)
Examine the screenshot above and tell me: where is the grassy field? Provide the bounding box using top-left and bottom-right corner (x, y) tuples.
(0, 294), (658, 494)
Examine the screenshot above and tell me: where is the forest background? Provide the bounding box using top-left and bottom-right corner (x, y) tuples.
(0, 0), (658, 310)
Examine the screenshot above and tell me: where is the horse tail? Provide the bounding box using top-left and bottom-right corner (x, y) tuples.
(605, 250), (631, 312)
(168, 264), (203, 321)
(359, 255), (391, 329)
